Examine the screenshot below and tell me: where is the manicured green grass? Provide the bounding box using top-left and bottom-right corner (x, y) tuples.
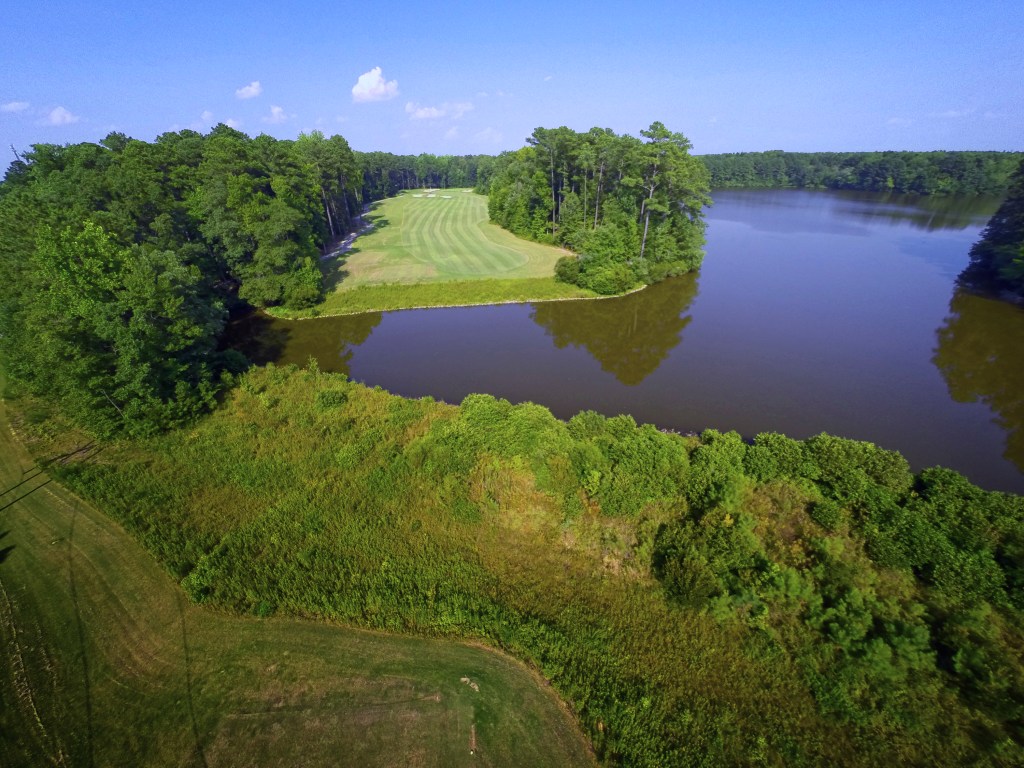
(346, 190), (569, 284)
(283, 190), (601, 317)
(0, 380), (594, 767)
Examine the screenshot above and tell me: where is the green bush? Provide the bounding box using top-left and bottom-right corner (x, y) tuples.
(809, 499), (844, 531)
(686, 429), (748, 512)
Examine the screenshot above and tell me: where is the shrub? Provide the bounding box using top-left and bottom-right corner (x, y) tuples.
(809, 499), (845, 531)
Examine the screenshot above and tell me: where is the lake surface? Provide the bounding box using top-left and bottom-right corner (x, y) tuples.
(232, 190), (1024, 494)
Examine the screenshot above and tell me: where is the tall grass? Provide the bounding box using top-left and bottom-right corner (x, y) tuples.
(19, 365), (1024, 767)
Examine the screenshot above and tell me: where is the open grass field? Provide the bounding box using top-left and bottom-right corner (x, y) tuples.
(344, 190), (568, 285)
(0, 379), (595, 767)
(287, 190), (597, 317)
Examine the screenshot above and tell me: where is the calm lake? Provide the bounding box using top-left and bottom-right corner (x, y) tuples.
(233, 190), (1024, 494)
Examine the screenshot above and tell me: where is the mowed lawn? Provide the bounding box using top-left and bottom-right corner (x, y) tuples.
(0, 382), (594, 767)
(294, 190), (597, 317)
(342, 190), (566, 285)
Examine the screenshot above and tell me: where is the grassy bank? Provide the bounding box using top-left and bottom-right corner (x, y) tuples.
(11, 364), (1022, 766)
(271, 276), (598, 318)
(0, 377), (594, 767)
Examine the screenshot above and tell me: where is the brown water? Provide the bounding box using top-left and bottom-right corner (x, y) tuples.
(229, 189), (1024, 494)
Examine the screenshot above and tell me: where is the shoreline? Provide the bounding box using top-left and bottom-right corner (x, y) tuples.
(266, 282), (649, 321)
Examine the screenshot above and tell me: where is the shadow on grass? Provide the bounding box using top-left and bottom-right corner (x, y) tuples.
(1, 445), (104, 515)
(177, 591), (209, 767)
(67, 504), (95, 768)
(0, 544), (14, 564)
(322, 250), (354, 294)
(0, 442), (96, 498)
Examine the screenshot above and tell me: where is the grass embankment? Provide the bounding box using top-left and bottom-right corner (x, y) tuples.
(0, 379), (594, 767)
(275, 190), (598, 318)
(12, 364), (1022, 766)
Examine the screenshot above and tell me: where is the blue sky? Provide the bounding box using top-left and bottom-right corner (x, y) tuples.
(1, 0), (1021, 157)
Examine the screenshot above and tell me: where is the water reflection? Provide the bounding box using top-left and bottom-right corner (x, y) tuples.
(228, 311), (383, 376)
(933, 289), (1024, 472)
(708, 189), (999, 235)
(834, 191), (1002, 231)
(530, 273), (699, 385)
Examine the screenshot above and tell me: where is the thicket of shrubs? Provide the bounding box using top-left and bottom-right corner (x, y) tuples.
(25, 364), (1022, 766)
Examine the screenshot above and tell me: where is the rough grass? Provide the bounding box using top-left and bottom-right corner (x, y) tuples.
(287, 190), (599, 317)
(10, 366), (859, 766)
(0, 378), (595, 767)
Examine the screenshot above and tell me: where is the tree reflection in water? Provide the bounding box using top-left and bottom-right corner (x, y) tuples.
(226, 311), (383, 376)
(531, 274), (699, 386)
(933, 289), (1024, 472)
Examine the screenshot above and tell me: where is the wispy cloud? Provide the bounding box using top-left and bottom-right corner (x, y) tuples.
(45, 106), (79, 125)
(445, 126), (460, 140)
(475, 127), (503, 144)
(405, 101), (473, 121)
(1, 101), (30, 113)
(931, 108), (974, 119)
(352, 67), (398, 102)
(406, 102), (443, 120)
(236, 81), (263, 99)
(224, 118), (241, 129)
(200, 110), (214, 122)
(886, 117), (913, 127)
(261, 105), (292, 124)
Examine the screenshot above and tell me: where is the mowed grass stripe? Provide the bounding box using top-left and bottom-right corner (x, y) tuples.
(457, 196), (514, 274)
(334, 191), (562, 289)
(447, 199), (491, 276)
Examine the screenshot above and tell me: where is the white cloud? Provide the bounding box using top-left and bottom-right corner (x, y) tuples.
(200, 110), (214, 122)
(544, 75), (553, 82)
(1, 101), (30, 113)
(235, 81), (263, 99)
(45, 106), (79, 125)
(475, 127), (503, 144)
(406, 102), (443, 120)
(445, 126), (460, 140)
(886, 117), (913, 127)
(261, 105), (291, 124)
(352, 67), (398, 102)
(405, 101), (473, 121)
(225, 118), (241, 129)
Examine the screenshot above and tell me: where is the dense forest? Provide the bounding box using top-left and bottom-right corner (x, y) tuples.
(700, 150), (1024, 195)
(483, 123), (710, 294)
(961, 158), (1024, 297)
(0, 127), (489, 436)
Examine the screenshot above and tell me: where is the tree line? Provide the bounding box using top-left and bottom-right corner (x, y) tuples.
(700, 150), (1024, 195)
(357, 150), (494, 199)
(482, 123), (710, 294)
(0, 126), (491, 436)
